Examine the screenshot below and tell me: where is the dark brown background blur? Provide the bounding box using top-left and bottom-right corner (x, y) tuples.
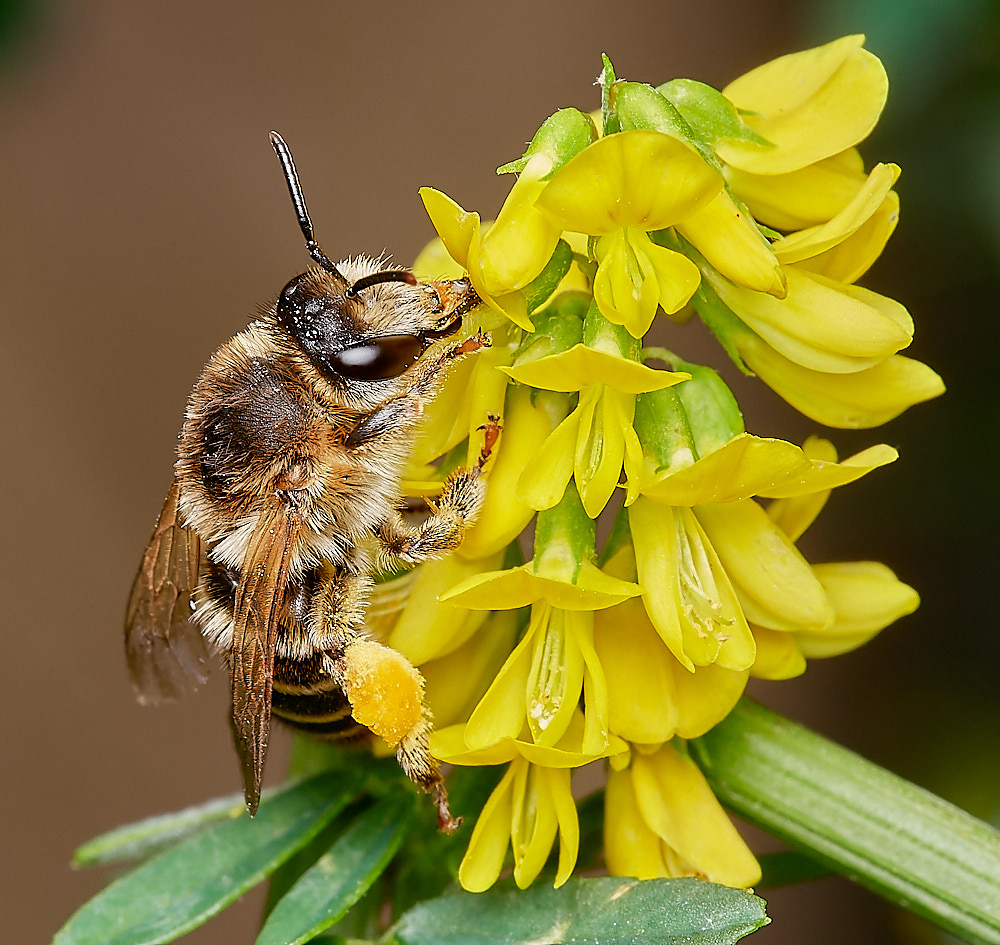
(3, 2), (998, 943)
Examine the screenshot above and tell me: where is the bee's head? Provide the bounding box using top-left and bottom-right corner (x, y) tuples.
(276, 264), (477, 392)
(269, 131), (479, 399)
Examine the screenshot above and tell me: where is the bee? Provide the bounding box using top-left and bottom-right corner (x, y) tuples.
(125, 131), (494, 830)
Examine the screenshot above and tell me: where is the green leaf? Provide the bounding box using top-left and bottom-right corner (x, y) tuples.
(392, 876), (768, 945)
(73, 789), (252, 867)
(691, 699), (1000, 945)
(54, 771), (363, 945)
(256, 794), (415, 945)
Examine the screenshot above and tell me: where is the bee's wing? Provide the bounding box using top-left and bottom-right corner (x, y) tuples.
(125, 480), (209, 703)
(230, 496), (303, 815)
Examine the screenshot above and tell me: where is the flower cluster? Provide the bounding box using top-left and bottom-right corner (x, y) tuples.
(371, 37), (936, 892)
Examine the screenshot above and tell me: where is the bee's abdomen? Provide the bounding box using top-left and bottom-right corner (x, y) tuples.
(271, 653), (367, 741)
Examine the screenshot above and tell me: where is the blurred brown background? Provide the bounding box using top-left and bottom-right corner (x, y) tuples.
(2, 1), (997, 942)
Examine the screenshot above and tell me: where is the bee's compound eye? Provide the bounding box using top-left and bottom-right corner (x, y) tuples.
(330, 334), (425, 380)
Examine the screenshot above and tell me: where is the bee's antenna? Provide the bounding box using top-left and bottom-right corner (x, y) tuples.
(269, 131), (349, 288)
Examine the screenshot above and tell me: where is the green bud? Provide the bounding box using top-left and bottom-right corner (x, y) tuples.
(510, 290), (587, 369)
(496, 108), (598, 177)
(633, 386), (695, 472)
(612, 82), (692, 141)
(582, 297), (641, 360)
(656, 78), (771, 151)
(522, 238), (574, 313)
(669, 354), (745, 456)
(600, 53), (620, 135)
(534, 479), (596, 579)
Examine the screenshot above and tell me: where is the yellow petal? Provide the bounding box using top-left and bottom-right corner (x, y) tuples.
(516, 404), (579, 511)
(709, 266), (913, 373)
(723, 148), (868, 230)
(480, 154), (564, 294)
(604, 766), (671, 879)
(758, 442), (897, 498)
(675, 188), (786, 296)
(458, 762), (517, 892)
(595, 597), (681, 744)
(796, 561), (919, 657)
(464, 608), (538, 749)
(575, 387), (634, 519)
(502, 343), (688, 393)
(738, 334), (945, 428)
(796, 189), (900, 284)
(765, 437), (836, 539)
(718, 35), (888, 174)
(511, 761), (559, 888)
(671, 662), (748, 738)
(441, 559), (641, 611)
(641, 433), (810, 505)
(430, 723), (519, 765)
(695, 499), (833, 632)
(771, 163), (900, 266)
(537, 130), (722, 234)
(546, 766), (581, 887)
(459, 385), (556, 559)
(750, 625), (807, 679)
(419, 186), (478, 269)
(632, 745), (761, 886)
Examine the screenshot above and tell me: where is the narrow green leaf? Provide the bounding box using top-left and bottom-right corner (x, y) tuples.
(54, 771), (363, 945)
(256, 794), (415, 945)
(392, 876), (768, 945)
(73, 790), (250, 867)
(691, 699), (1000, 945)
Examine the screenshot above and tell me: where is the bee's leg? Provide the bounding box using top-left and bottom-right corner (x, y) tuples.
(308, 559), (460, 832)
(375, 412), (500, 568)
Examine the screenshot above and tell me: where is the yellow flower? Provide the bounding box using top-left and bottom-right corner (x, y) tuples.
(535, 130), (722, 337)
(716, 35), (888, 175)
(604, 743), (760, 886)
(628, 426), (899, 671)
(750, 439), (920, 676)
(432, 713), (627, 891)
(732, 324), (944, 429)
(508, 301), (689, 517)
(723, 147), (872, 232)
(695, 279), (943, 428)
(595, 528), (748, 744)
(420, 154), (561, 331)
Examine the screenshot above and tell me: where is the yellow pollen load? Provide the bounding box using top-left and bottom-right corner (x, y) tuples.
(341, 640), (424, 745)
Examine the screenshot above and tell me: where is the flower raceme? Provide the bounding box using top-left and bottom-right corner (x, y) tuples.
(368, 38), (935, 892)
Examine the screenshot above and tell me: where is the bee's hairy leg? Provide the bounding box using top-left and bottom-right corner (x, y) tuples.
(405, 330), (491, 401)
(375, 411), (500, 567)
(376, 468), (484, 566)
(307, 560), (373, 654)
